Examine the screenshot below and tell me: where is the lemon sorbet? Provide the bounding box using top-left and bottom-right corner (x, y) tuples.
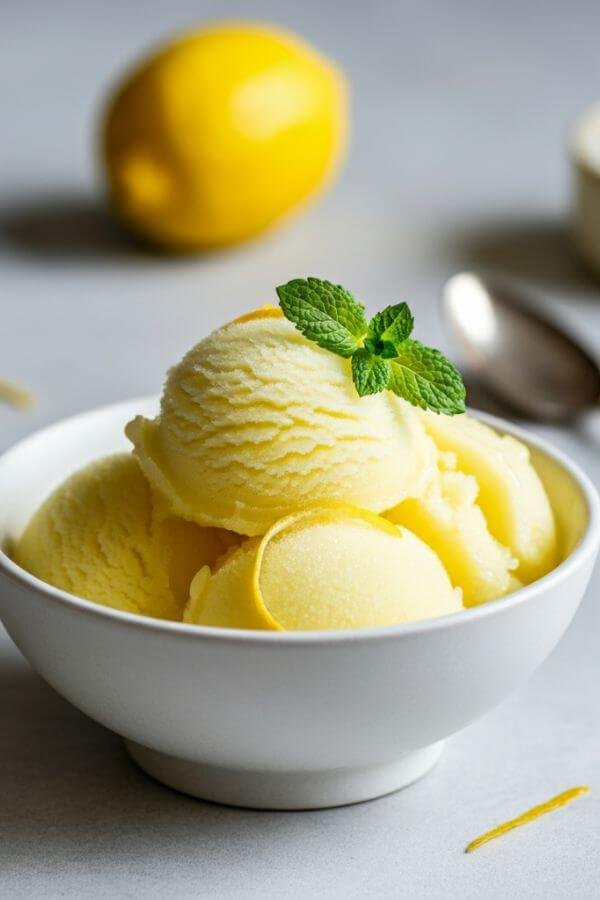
(14, 455), (236, 619)
(126, 310), (437, 536)
(16, 277), (560, 631)
(184, 506), (463, 630)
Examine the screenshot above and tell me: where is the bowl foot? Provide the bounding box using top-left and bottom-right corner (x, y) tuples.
(124, 739), (445, 810)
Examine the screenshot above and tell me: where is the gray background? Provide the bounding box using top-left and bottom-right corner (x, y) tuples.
(2, 1), (600, 897)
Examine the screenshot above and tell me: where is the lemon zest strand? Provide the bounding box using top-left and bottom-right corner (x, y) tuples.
(465, 786), (590, 853)
(0, 378), (34, 411)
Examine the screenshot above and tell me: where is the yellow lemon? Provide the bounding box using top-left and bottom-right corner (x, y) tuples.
(101, 22), (349, 250)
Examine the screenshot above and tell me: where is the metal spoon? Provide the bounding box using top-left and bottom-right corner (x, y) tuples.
(442, 272), (600, 422)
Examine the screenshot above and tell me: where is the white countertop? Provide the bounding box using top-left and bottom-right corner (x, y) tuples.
(2, 1), (600, 896)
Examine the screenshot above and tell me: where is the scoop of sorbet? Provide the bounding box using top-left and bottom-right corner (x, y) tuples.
(14, 454), (236, 619)
(184, 505), (463, 630)
(126, 311), (437, 536)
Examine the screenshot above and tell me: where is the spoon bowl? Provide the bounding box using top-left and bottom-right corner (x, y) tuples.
(443, 272), (600, 421)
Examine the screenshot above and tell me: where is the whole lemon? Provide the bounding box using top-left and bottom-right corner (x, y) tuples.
(101, 22), (348, 251)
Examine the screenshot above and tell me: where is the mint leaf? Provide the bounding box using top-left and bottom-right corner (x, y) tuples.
(364, 302), (414, 358)
(351, 349), (391, 397)
(276, 277), (368, 358)
(369, 303), (413, 345)
(388, 340), (466, 415)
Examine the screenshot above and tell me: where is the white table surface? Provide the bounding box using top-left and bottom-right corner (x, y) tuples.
(2, 1), (600, 897)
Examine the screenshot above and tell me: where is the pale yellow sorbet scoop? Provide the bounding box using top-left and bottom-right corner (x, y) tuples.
(387, 452), (518, 607)
(419, 411), (558, 583)
(13, 454), (237, 620)
(184, 505), (463, 631)
(126, 311), (437, 536)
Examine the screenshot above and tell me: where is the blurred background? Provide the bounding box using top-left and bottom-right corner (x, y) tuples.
(2, 2), (600, 896)
(3, 0), (600, 437)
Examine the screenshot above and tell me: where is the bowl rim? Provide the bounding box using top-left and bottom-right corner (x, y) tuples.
(0, 397), (598, 646)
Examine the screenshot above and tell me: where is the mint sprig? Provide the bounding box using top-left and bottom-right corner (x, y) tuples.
(276, 277), (466, 415)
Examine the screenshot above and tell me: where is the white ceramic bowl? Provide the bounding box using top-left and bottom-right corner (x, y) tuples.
(0, 398), (598, 809)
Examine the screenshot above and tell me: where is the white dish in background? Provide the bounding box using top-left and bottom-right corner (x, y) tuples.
(571, 102), (600, 276)
(0, 398), (598, 809)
